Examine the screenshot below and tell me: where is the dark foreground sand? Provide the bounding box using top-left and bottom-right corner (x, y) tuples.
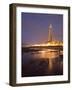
(22, 56), (63, 77)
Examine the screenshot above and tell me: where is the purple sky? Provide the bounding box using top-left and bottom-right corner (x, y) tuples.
(21, 12), (63, 45)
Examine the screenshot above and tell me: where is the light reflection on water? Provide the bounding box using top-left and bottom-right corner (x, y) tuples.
(30, 49), (62, 71)
(22, 49), (63, 77)
(32, 49), (60, 59)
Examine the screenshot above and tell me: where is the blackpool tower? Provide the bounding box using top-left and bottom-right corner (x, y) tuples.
(48, 24), (53, 42)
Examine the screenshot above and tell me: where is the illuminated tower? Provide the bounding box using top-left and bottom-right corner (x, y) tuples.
(48, 24), (53, 42)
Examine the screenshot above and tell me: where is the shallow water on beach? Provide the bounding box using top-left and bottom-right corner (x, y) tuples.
(22, 49), (63, 77)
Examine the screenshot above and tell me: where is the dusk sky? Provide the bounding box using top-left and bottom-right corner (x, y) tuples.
(21, 12), (63, 45)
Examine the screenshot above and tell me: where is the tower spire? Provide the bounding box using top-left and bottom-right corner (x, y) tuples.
(48, 24), (53, 42)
